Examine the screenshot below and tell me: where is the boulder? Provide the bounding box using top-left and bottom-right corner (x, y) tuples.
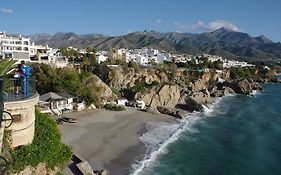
(147, 106), (161, 114)
(83, 74), (117, 101)
(177, 83), (212, 112)
(156, 106), (187, 119)
(140, 87), (158, 105)
(184, 96), (204, 112)
(189, 91), (212, 104)
(221, 79), (253, 95)
(190, 79), (207, 92)
(143, 85), (181, 109)
(210, 86), (235, 97)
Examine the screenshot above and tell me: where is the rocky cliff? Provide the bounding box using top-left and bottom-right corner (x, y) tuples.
(83, 74), (116, 103)
(94, 66), (269, 117)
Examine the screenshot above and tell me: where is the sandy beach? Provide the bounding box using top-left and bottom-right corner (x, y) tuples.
(58, 108), (176, 175)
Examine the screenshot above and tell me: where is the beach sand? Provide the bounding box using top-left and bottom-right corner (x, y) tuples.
(59, 108), (176, 175)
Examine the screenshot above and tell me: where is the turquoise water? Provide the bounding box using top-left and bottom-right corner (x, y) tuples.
(136, 83), (281, 175)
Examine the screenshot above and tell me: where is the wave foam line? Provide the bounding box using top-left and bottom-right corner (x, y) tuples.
(130, 97), (226, 175)
(130, 113), (203, 175)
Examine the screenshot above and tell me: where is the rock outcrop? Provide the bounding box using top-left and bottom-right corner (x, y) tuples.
(176, 79), (212, 112)
(83, 74), (116, 102)
(143, 85), (180, 109)
(219, 78), (263, 95)
(210, 86), (235, 97)
(143, 84), (185, 117)
(177, 95), (204, 112)
(149, 85), (181, 108)
(107, 67), (169, 89)
(156, 106), (187, 119)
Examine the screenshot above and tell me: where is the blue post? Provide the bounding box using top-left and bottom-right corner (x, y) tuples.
(23, 66), (32, 96)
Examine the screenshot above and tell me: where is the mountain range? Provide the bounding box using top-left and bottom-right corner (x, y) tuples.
(30, 28), (281, 62)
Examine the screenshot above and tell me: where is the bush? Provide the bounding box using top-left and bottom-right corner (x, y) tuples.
(9, 111), (72, 172)
(104, 103), (125, 111)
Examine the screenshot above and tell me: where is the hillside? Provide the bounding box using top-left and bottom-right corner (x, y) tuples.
(30, 28), (281, 62)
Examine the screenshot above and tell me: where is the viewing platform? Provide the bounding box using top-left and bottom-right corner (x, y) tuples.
(1, 78), (39, 148)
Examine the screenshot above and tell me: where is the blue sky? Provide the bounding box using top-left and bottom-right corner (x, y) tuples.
(1, 0), (280, 42)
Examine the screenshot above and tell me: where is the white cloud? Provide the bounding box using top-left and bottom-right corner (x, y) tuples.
(174, 20), (239, 32)
(156, 19), (162, 24)
(1, 8), (14, 14)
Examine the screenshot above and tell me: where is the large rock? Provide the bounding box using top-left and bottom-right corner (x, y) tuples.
(141, 87), (158, 105)
(210, 86), (235, 97)
(156, 106), (187, 119)
(143, 85), (181, 109)
(83, 74), (116, 101)
(221, 79), (253, 95)
(190, 79), (207, 92)
(247, 79), (263, 90)
(184, 96), (204, 112)
(176, 79), (212, 112)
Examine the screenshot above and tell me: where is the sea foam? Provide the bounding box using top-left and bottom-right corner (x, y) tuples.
(130, 97), (226, 175)
(130, 115), (203, 174)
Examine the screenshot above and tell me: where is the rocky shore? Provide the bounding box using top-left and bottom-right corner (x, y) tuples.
(97, 66), (272, 119)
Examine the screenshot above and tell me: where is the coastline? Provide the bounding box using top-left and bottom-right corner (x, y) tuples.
(58, 108), (177, 175)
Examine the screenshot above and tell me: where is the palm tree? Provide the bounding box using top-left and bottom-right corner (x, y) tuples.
(0, 59), (17, 77)
(82, 56), (90, 72)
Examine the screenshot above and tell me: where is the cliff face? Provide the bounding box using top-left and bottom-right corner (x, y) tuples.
(96, 66), (266, 115)
(106, 67), (230, 90)
(107, 68), (169, 89)
(100, 67), (229, 113)
(83, 74), (116, 103)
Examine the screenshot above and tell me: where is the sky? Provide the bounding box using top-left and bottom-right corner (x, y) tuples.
(1, 0), (281, 42)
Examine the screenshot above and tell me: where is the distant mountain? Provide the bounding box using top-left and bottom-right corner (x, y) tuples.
(30, 28), (281, 61)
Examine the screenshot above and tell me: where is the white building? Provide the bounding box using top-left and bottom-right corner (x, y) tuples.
(96, 54), (108, 64)
(148, 48), (159, 57)
(156, 54), (167, 64)
(136, 55), (149, 65)
(29, 44), (55, 64)
(0, 31), (55, 63)
(0, 31), (30, 61)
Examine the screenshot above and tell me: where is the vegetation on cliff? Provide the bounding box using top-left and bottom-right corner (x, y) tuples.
(32, 63), (114, 105)
(8, 111), (72, 173)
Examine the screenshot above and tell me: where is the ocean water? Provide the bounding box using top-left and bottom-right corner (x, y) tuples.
(131, 82), (281, 175)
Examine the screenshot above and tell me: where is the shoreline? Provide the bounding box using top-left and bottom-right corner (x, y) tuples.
(58, 108), (177, 175)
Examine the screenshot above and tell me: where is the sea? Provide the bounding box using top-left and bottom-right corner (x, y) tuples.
(130, 77), (281, 175)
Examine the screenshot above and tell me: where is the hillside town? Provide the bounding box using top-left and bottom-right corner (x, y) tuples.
(0, 31), (255, 69)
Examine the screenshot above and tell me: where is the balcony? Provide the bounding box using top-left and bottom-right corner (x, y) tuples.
(2, 78), (37, 102)
(1, 78), (39, 147)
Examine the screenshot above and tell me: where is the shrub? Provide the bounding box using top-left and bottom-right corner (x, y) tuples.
(9, 111), (72, 172)
(104, 103), (125, 111)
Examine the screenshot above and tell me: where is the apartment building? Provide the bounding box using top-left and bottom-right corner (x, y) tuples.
(0, 31), (54, 63)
